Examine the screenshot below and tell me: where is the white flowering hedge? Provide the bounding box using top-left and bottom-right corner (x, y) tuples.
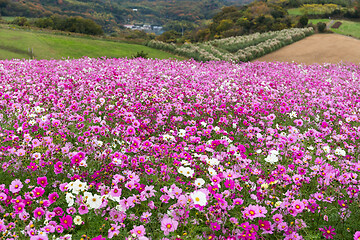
(146, 27), (314, 62)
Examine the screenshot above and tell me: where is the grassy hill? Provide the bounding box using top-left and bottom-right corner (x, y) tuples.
(0, 26), (184, 60)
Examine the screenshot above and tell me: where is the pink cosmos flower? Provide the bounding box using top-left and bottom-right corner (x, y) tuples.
(0, 192), (7, 201)
(33, 207), (45, 219)
(160, 217), (179, 236)
(55, 225), (63, 233)
(32, 187), (45, 198)
(110, 187), (122, 197)
(54, 161), (63, 174)
(272, 214), (283, 224)
(354, 231), (360, 240)
(9, 179), (23, 193)
(130, 225), (146, 237)
(48, 192), (59, 204)
(126, 126), (136, 135)
(242, 204), (267, 220)
(292, 199), (305, 213)
(28, 162), (38, 171)
(30, 236), (48, 240)
(108, 223), (120, 238)
(78, 204), (89, 215)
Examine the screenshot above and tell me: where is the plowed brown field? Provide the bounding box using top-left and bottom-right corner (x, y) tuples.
(253, 34), (360, 65)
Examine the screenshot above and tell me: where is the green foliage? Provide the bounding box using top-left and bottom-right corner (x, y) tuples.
(216, 19), (234, 32)
(131, 50), (149, 59)
(163, 20), (199, 34)
(156, 30), (182, 43)
(317, 22), (327, 32)
(192, 1), (294, 41)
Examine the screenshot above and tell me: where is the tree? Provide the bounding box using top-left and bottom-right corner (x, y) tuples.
(12, 17), (29, 26)
(317, 22), (327, 32)
(298, 15), (309, 27)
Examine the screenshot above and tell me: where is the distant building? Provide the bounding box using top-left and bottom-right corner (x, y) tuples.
(123, 25), (134, 29)
(121, 24), (164, 35)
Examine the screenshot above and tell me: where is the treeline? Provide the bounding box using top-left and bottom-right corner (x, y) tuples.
(294, 2), (360, 19)
(10, 15), (104, 36)
(0, 0), (251, 33)
(157, 1), (294, 43)
(286, 0), (353, 7)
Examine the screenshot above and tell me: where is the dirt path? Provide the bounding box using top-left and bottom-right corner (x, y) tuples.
(253, 34), (360, 65)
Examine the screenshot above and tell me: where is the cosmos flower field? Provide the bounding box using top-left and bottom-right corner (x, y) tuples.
(0, 58), (360, 240)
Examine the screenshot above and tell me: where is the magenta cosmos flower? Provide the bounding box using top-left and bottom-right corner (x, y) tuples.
(210, 222), (221, 231)
(59, 214), (73, 229)
(37, 176), (48, 188)
(319, 226), (336, 239)
(91, 236), (106, 240)
(161, 217), (179, 236)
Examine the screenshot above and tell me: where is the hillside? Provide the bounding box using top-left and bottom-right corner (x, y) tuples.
(0, 26), (183, 60)
(0, 0), (254, 33)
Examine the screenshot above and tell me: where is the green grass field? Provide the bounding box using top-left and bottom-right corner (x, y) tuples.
(287, 8), (303, 16)
(309, 19), (331, 25)
(309, 19), (360, 39)
(0, 27), (184, 60)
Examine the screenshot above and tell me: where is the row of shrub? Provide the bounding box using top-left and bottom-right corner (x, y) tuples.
(146, 27), (314, 62)
(10, 15), (104, 35)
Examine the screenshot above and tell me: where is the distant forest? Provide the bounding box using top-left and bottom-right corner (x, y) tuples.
(0, 0), (253, 33)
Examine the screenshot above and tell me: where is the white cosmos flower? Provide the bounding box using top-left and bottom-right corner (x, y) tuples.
(72, 179), (87, 194)
(264, 154), (279, 164)
(74, 215), (83, 225)
(28, 119), (36, 126)
(112, 158), (122, 165)
(65, 193), (75, 207)
(289, 111), (297, 119)
(335, 148), (346, 156)
(87, 193), (102, 209)
(178, 129), (186, 137)
(208, 167), (217, 176)
(200, 121), (207, 127)
(32, 152), (41, 159)
(307, 146), (314, 150)
(194, 178), (205, 188)
(178, 166), (194, 178)
(269, 150), (279, 155)
(190, 191), (207, 206)
(181, 160), (190, 166)
(207, 158), (220, 166)
(323, 145), (330, 153)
